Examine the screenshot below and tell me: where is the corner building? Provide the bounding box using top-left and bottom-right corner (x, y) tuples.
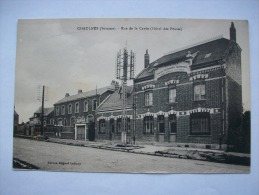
(134, 23), (242, 149)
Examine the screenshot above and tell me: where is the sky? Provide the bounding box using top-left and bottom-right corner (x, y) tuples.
(14, 19), (250, 123)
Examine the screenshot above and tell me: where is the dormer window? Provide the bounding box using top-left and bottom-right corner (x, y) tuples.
(204, 53), (212, 58)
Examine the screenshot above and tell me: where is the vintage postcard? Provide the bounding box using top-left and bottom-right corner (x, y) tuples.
(13, 18), (250, 173)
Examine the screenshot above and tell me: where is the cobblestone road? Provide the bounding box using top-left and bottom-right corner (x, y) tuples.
(13, 138), (249, 173)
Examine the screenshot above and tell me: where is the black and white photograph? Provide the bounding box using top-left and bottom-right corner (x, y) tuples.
(13, 18), (250, 173)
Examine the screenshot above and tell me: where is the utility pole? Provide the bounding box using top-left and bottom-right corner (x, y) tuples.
(37, 85), (48, 136)
(41, 85), (45, 135)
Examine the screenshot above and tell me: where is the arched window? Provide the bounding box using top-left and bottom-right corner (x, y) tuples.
(75, 102), (79, 113)
(61, 105), (65, 115)
(58, 119), (62, 126)
(190, 112), (210, 135)
(63, 118), (68, 126)
(68, 104), (72, 114)
(56, 106), (59, 116)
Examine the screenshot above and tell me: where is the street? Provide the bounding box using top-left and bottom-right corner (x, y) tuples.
(13, 138), (249, 173)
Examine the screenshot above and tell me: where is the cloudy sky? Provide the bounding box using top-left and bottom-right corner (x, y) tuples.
(15, 19), (250, 122)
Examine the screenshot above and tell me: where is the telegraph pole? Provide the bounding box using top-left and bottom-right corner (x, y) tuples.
(40, 85), (45, 135)
(37, 85), (48, 136)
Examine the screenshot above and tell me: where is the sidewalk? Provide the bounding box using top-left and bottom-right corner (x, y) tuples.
(45, 137), (250, 166)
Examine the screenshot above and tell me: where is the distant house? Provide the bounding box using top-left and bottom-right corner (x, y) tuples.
(53, 81), (119, 140)
(13, 109), (19, 134)
(95, 86), (134, 142)
(29, 107), (54, 135)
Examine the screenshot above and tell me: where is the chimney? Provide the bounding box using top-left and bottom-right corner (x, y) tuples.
(144, 49), (150, 68)
(78, 89), (83, 94)
(230, 22), (236, 42)
(65, 93), (70, 97)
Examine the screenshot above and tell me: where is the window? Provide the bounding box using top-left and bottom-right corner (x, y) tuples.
(68, 104), (72, 114)
(169, 88), (176, 103)
(84, 101), (88, 112)
(204, 53), (212, 58)
(75, 102), (79, 113)
(99, 119), (106, 134)
(63, 118), (68, 126)
(92, 99), (97, 111)
(58, 119), (62, 126)
(56, 106), (59, 116)
(158, 115), (165, 133)
(62, 105), (65, 115)
(144, 91), (153, 106)
(50, 119), (54, 125)
(194, 83), (205, 101)
(117, 118), (122, 134)
(190, 112), (210, 135)
(143, 116), (154, 134)
(169, 114), (177, 133)
(126, 118), (130, 134)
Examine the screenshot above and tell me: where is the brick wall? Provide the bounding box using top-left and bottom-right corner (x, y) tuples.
(95, 110), (133, 141)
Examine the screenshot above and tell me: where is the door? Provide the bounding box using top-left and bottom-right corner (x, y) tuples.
(109, 119), (114, 140)
(158, 115), (165, 142)
(88, 122), (95, 141)
(77, 126), (85, 140)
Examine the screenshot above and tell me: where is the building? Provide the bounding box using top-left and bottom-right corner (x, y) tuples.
(53, 81), (119, 140)
(29, 107), (54, 135)
(95, 86), (134, 142)
(13, 108), (19, 134)
(95, 22), (242, 149)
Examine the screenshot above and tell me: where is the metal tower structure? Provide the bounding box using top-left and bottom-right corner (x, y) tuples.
(116, 46), (135, 144)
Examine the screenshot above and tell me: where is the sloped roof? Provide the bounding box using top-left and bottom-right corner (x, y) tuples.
(33, 107), (54, 116)
(136, 37), (233, 80)
(55, 85), (116, 104)
(97, 86), (133, 112)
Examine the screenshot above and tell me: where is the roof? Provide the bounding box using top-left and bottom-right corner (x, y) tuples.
(55, 85), (116, 104)
(33, 107), (54, 116)
(136, 37), (235, 81)
(97, 86), (133, 112)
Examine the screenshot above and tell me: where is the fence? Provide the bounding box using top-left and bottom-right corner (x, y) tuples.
(44, 125), (74, 139)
